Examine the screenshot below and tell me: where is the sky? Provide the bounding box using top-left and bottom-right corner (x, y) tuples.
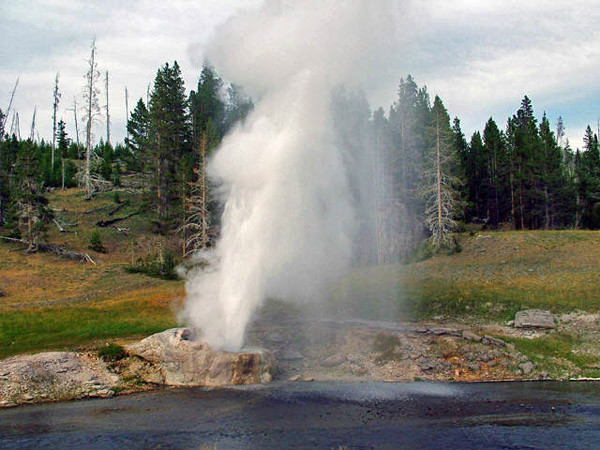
(1, 0), (599, 150)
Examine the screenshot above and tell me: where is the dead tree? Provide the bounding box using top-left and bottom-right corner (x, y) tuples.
(180, 134), (210, 257)
(104, 70), (110, 145)
(125, 86), (129, 143)
(420, 101), (459, 249)
(52, 73), (61, 169)
(1, 78), (19, 141)
(83, 38), (101, 198)
(69, 97), (80, 146)
(29, 107), (36, 141)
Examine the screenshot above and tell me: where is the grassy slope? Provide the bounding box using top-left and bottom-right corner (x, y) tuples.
(333, 230), (600, 322)
(1, 188), (599, 363)
(0, 189), (182, 358)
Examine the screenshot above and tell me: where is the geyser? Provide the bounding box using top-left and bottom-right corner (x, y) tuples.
(181, 0), (398, 351)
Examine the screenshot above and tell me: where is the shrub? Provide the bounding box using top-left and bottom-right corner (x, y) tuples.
(88, 231), (106, 253)
(125, 248), (180, 280)
(98, 343), (126, 361)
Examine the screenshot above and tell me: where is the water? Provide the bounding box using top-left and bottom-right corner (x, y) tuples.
(1, 381), (599, 449)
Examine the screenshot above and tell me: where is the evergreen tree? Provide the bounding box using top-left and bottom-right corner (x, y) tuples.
(482, 118), (509, 227)
(148, 61), (190, 219)
(57, 119), (69, 189)
(12, 140), (53, 249)
(189, 61), (224, 143)
(388, 75), (428, 255)
(125, 98), (149, 170)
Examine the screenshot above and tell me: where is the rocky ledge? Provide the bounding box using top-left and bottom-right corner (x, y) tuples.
(0, 328), (273, 408)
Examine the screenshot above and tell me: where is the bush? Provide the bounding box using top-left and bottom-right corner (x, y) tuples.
(125, 248), (180, 280)
(112, 191), (121, 204)
(88, 231), (106, 253)
(98, 343), (126, 361)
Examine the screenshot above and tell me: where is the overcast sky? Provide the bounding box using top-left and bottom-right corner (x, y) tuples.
(1, 0), (599, 150)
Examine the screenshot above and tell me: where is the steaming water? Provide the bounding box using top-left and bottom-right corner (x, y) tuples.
(181, 0), (398, 351)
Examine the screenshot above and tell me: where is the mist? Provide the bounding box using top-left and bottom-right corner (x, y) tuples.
(180, 0), (400, 351)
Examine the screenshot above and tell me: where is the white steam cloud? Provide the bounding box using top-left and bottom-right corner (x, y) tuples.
(181, 0), (399, 351)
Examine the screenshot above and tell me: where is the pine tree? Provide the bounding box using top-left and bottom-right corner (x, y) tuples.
(57, 119), (69, 190)
(388, 75), (428, 255)
(189, 61), (224, 144)
(148, 61), (190, 219)
(13, 140), (53, 250)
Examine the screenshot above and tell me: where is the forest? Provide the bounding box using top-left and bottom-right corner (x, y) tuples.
(0, 61), (599, 265)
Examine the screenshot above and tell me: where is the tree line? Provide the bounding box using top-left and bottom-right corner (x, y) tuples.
(0, 66), (598, 261)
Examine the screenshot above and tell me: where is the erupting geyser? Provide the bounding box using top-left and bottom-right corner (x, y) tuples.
(181, 0), (398, 351)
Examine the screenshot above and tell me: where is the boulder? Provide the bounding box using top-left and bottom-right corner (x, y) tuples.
(519, 361), (534, 375)
(514, 310), (556, 329)
(462, 330), (482, 342)
(320, 355), (345, 368)
(125, 328), (273, 387)
(0, 352), (119, 407)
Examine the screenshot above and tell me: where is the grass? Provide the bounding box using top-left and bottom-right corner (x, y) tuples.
(0, 188), (184, 358)
(503, 333), (600, 378)
(1, 187), (599, 360)
(331, 230), (600, 321)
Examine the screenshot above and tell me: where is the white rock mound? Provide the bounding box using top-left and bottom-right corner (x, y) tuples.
(125, 328), (273, 387)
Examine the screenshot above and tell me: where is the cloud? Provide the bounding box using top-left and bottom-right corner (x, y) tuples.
(1, 0), (598, 149)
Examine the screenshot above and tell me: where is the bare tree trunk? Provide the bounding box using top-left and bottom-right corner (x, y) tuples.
(105, 71), (110, 145)
(84, 41), (97, 198)
(1, 78), (19, 142)
(199, 134), (208, 249)
(71, 97), (80, 146)
(544, 185), (550, 230)
(510, 160), (516, 229)
(29, 107), (36, 141)
(52, 73), (60, 170)
(125, 86), (129, 143)
(436, 111), (443, 243)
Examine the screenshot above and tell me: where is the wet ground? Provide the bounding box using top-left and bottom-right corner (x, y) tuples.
(1, 381), (599, 449)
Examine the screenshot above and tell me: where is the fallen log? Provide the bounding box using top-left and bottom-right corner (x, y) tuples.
(96, 212), (139, 228)
(0, 236), (96, 264)
(107, 202), (127, 217)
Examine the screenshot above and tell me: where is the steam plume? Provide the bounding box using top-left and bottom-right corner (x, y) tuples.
(181, 0), (397, 351)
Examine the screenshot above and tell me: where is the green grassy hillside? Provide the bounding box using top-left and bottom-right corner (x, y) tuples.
(1, 188), (599, 359)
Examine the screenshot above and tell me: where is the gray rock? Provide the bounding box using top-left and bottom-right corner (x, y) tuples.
(321, 355), (345, 368)
(519, 361), (534, 375)
(0, 351), (119, 407)
(462, 330), (482, 342)
(514, 310), (556, 329)
(280, 349), (304, 361)
(482, 335), (506, 347)
(468, 363), (481, 372)
(126, 328), (273, 387)
(487, 360), (498, 368)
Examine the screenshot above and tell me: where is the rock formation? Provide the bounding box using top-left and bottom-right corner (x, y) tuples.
(125, 328), (273, 386)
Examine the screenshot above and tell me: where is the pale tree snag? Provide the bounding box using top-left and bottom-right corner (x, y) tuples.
(69, 97), (80, 147)
(29, 107), (36, 141)
(1, 78), (19, 141)
(125, 86), (129, 143)
(105, 70), (110, 145)
(421, 99), (459, 249)
(83, 38), (101, 198)
(180, 133), (210, 257)
(52, 73), (60, 169)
